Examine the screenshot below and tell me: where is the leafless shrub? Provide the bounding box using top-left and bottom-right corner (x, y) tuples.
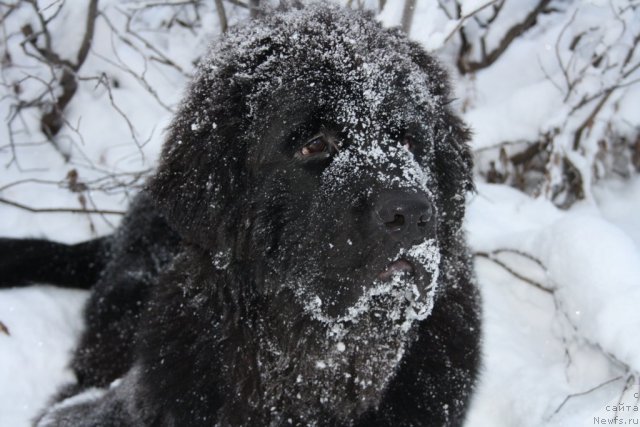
(0, 0), (249, 227)
(434, 0), (640, 207)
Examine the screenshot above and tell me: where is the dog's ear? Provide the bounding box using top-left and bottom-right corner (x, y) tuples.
(148, 68), (249, 248)
(408, 41), (474, 234)
(433, 111), (474, 234)
(148, 32), (288, 248)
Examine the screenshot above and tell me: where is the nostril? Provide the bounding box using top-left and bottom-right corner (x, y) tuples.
(385, 214), (405, 229)
(418, 208), (432, 227)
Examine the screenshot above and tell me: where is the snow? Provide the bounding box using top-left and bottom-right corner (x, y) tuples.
(594, 177), (640, 245)
(1, 0), (640, 426)
(466, 182), (640, 426)
(532, 215), (640, 371)
(0, 287), (87, 427)
(293, 237), (440, 344)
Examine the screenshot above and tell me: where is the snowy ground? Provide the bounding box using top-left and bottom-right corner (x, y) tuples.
(466, 179), (640, 427)
(1, 0), (639, 426)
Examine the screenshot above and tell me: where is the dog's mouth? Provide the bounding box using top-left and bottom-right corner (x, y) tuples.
(377, 258), (415, 281)
(289, 240), (440, 326)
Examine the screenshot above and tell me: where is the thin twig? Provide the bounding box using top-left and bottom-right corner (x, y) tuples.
(0, 321), (9, 336)
(0, 197), (125, 215)
(214, 0), (228, 33)
(401, 0), (416, 34)
(443, 0), (500, 44)
(475, 250), (554, 293)
(551, 376), (622, 417)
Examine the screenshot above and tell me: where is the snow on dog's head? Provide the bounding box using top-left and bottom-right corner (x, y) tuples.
(150, 2), (473, 421)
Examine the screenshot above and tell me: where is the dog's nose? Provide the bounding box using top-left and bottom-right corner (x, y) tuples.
(374, 191), (434, 245)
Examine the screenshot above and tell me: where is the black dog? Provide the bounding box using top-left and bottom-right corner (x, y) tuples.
(0, 4), (480, 426)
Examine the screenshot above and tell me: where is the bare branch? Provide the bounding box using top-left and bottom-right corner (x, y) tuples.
(475, 250), (554, 294)
(0, 321), (9, 336)
(572, 89), (614, 150)
(77, 74), (151, 159)
(125, 0), (200, 10)
(214, 0), (228, 33)
(0, 197), (125, 215)
(224, 0), (248, 9)
(551, 376), (623, 417)
(459, 0), (552, 74)
(444, 0), (500, 44)
(249, 0), (260, 18)
(401, 0), (416, 34)
(75, 0), (99, 71)
(107, 9), (189, 76)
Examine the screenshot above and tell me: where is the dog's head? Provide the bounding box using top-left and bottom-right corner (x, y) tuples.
(149, 3), (472, 418)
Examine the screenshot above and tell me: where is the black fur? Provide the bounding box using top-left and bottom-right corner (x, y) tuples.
(0, 237), (109, 289)
(2, 4), (481, 426)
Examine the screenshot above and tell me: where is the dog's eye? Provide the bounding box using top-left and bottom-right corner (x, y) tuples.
(301, 136), (327, 156)
(296, 134), (337, 161)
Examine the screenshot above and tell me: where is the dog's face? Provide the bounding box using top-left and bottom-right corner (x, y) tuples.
(249, 90), (442, 322)
(150, 4), (472, 420)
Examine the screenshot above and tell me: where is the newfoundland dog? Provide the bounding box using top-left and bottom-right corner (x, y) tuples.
(0, 3), (481, 426)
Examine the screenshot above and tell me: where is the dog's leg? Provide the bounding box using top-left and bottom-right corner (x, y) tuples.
(0, 237), (110, 289)
(68, 273), (153, 395)
(35, 366), (153, 427)
(59, 196), (181, 396)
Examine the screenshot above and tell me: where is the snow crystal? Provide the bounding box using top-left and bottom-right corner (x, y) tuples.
(212, 249), (231, 270)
